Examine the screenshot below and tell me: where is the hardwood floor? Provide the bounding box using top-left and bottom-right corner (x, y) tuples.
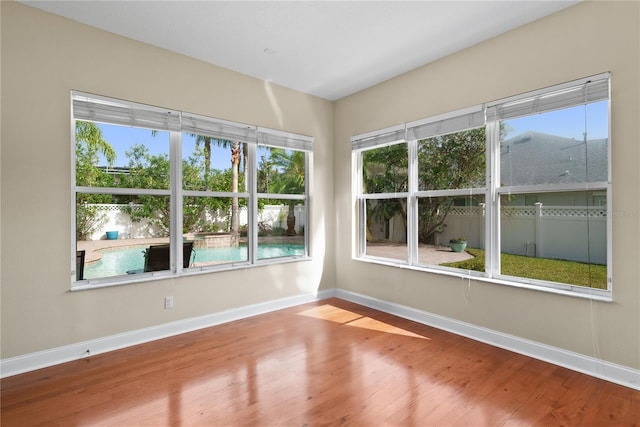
(2, 298), (638, 426)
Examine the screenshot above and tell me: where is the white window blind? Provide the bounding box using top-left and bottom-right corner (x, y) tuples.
(72, 91), (181, 132)
(486, 73), (609, 120)
(73, 92), (313, 151)
(352, 105), (485, 151)
(257, 127), (313, 151)
(351, 124), (406, 151)
(406, 105), (485, 141)
(181, 113), (258, 143)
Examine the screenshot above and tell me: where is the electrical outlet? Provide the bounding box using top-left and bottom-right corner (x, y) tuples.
(164, 296), (174, 309)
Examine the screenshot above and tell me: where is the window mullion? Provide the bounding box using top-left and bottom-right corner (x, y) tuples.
(486, 120), (500, 278)
(304, 151), (311, 257)
(415, 188), (486, 198)
(359, 198), (366, 257)
(247, 143), (258, 264)
(354, 151), (365, 258)
(170, 131), (182, 273)
(255, 193), (305, 200)
(75, 187), (172, 196)
(497, 182), (608, 194)
(71, 115), (78, 282)
(407, 140), (418, 266)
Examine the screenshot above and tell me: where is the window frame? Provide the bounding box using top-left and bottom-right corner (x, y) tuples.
(356, 139), (410, 262)
(352, 73), (612, 300)
(71, 92), (312, 289)
(255, 141), (310, 262)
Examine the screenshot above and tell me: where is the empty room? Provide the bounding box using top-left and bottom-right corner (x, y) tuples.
(1, 1), (639, 425)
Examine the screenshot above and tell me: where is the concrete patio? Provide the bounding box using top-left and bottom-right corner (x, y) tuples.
(365, 242), (474, 265)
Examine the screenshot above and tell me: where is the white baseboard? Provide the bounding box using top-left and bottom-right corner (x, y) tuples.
(0, 289), (337, 378)
(4, 288), (638, 391)
(336, 289), (640, 391)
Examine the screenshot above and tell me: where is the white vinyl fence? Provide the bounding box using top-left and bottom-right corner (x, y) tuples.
(83, 204), (306, 241)
(437, 204), (606, 264)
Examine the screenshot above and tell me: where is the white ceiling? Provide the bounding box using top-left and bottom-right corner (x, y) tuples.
(23, 1), (579, 101)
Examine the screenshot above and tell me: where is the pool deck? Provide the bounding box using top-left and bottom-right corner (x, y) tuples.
(366, 242), (473, 265)
(78, 238), (169, 264)
(78, 239), (472, 266)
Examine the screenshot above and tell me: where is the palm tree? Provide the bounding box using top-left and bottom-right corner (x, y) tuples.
(191, 135), (215, 190)
(242, 143), (249, 192)
(192, 136), (243, 234)
(75, 121), (117, 239)
(270, 149), (305, 235)
(230, 140), (241, 234)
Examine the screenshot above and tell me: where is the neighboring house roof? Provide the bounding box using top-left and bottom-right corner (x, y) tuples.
(500, 131), (608, 186)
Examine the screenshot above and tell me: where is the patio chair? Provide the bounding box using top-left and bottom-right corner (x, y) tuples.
(76, 250), (85, 281)
(143, 241), (194, 273)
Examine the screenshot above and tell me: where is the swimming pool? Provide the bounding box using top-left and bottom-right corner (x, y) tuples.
(84, 244), (305, 279)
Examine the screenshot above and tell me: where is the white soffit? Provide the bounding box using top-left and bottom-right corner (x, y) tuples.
(22, 1), (580, 101)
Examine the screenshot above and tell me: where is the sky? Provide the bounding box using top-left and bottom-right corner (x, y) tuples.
(95, 100), (608, 167)
(98, 125), (239, 170)
(503, 101), (608, 141)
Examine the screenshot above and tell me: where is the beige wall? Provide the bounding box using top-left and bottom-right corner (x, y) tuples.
(0, 2), (335, 358)
(2, 0), (639, 374)
(335, 1), (640, 369)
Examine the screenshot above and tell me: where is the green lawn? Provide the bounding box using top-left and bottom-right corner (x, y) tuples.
(442, 248), (607, 289)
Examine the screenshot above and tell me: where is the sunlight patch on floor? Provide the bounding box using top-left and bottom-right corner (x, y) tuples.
(345, 316), (429, 339)
(298, 304), (363, 323)
(298, 304), (430, 340)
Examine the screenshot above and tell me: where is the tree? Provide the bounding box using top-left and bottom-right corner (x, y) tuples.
(75, 121), (116, 240)
(361, 128), (487, 245)
(182, 147), (233, 233)
(123, 141), (239, 235)
(257, 153), (273, 194)
(362, 143), (408, 240)
(120, 144), (171, 235)
(190, 136), (244, 234)
(76, 121), (117, 168)
(416, 128), (486, 243)
(230, 141), (242, 234)
(269, 149), (305, 235)
(190, 135), (216, 190)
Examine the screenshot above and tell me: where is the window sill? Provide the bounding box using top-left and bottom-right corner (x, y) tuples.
(353, 256), (612, 302)
(71, 256), (312, 291)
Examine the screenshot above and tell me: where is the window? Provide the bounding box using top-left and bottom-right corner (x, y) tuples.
(359, 142), (408, 261)
(257, 144), (307, 260)
(353, 73), (611, 298)
(72, 92), (311, 287)
(494, 96), (609, 290)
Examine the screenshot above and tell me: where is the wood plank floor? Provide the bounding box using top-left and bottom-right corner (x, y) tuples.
(2, 298), (639, 426)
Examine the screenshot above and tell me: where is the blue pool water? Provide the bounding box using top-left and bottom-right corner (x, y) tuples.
(84, 244), (304, 279)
